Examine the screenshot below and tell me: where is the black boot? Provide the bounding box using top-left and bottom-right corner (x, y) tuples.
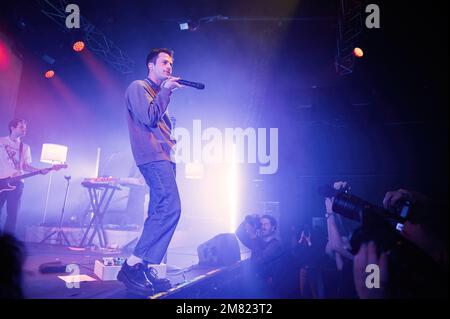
(143, 265), (172, 293)
(117, 261), (155, 295)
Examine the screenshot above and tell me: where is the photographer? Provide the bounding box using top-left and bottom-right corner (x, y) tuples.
(235, 214), (284, 297)
(236, 214), (283, 268)
(322, 181), (358, 298)
(324, 182), (355, 268)
(324, 183), (448, 298)
(353, 189), (448, 299)
(292, 223), (328, 298)
(382, 189), (448, 271)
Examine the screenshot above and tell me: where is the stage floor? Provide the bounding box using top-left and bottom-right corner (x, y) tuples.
(22, 242), (250, 299)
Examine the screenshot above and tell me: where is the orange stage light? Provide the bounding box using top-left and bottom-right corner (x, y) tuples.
(73, 41), (85, 52)
(353, 47), (364, 58)
(45, 70), (55, 78)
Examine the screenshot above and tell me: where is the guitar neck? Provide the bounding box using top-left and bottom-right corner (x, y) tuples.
(4, 164), (67, 183)
(9, 170), (45, 182)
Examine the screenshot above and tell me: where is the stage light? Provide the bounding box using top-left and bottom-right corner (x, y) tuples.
(73, 41), (85, 52)
(45, 70), (55, 78)
(40, 144), (68, 225)
(353, 47), (364, 58)
(0, 41), (9, 70)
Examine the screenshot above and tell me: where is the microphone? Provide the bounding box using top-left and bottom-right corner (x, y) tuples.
(177, 79), (205, 90)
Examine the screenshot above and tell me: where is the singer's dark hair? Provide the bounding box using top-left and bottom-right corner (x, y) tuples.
(146, 48), (174, 68)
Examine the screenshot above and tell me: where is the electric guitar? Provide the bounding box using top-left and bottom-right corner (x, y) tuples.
(0, 164), (68, 194)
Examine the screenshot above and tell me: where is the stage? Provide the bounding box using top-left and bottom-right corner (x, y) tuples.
(22, 242), (251, 299)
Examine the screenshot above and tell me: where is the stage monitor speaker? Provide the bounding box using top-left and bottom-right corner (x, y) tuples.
(197, 233), (241, 267)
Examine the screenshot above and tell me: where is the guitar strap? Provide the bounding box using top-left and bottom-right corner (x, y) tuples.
(4, 140), (22, 171)
(19, 142), (23, 171)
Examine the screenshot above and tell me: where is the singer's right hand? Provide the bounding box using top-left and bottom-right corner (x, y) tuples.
(162, 76), (183, 91)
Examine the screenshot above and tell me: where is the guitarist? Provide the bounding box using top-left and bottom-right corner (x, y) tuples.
(0, 119), (49, 234)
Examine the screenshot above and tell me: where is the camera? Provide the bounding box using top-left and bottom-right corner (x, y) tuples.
(330, 189), (412, 254)
(332, 191), (412, 225)
(329, 188), (449, 298)
(245, 215), (262, 230)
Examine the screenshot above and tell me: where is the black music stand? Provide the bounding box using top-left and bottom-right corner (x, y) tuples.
(78, 181), (119, 248)
(40, 175), (72, 246)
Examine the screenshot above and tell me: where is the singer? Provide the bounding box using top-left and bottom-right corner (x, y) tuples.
(119, 48), (184, 295)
